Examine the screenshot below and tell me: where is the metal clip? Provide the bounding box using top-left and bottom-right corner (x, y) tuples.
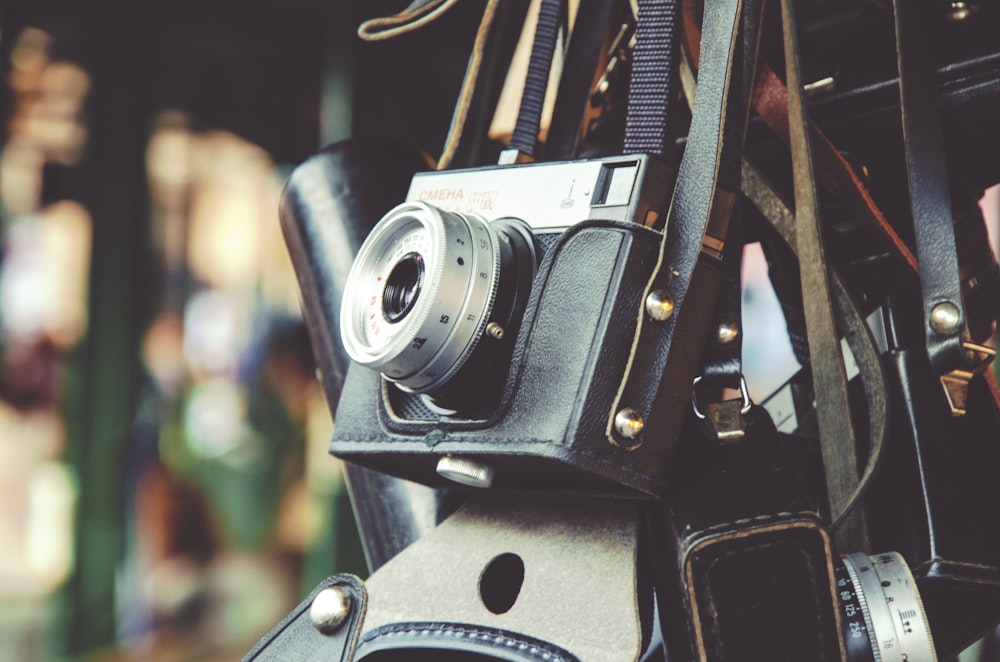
(692, 375), (753, 441)
(590, 19), (636, 105)
(940, 342), (996, 416)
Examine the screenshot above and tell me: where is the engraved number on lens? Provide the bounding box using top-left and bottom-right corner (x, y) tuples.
(341, 201), (538, 411)
(836, 552), (937, 662)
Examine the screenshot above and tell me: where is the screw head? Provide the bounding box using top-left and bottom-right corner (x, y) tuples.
(614, 407), (645, 441)
(645, 290), (675, 321)
(947, 1), (977, 21)
(716, 322), (739, 345)
(929, 302), (962, 334)
(436, 456), (495, 488)
(310, 587), (352, 635)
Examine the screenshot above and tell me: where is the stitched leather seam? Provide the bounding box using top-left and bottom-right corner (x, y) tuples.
(361, 622), (579, 661)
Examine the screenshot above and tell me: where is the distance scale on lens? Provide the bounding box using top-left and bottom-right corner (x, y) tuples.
(836, 552), (937, 662)
(341, 201), (502, 394)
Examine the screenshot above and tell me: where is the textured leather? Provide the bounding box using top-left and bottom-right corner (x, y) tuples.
(279, 140), (432, 414)
(651, 406), (845, 662)
(609, 0), (745, 460)
(891, 0), (967, 375)
(244, 574), (367, 662)
(331, 220), (671, 495)
(866, 349), (1000, 658)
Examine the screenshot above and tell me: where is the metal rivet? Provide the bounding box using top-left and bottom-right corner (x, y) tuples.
(716, 322), (739, 345)
(947, 1), (977, 21)
(929, 302), (962, 334)
(310, 587), (351, 635)
(436, 456), (495, 488)
(486, 322), (505, 340)
(614, 408), (645, 441)
(645, 290), (675, 321)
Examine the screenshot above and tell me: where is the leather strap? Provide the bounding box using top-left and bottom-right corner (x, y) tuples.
(891, 0), (967, 376)
(741, 161), (888, 535)
(607, 0), (746, 452)
(779, 0), (867, 550)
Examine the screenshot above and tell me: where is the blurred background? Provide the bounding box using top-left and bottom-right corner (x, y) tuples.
(0, 0), (499, 658)
(1, 1), (998, 660)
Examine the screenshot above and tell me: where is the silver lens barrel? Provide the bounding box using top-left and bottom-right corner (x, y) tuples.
(340, 201), (502, 393)
(838, 552), (937, 662)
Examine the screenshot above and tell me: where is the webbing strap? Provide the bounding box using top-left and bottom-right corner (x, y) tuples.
(623, 0), (680, 157)
(509, 0), (565, 157)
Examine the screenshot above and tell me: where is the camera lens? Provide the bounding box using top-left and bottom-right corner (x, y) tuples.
(341, 201), (538, 409)
(836, 552), (937, 662)
(382, 253), (423, 323)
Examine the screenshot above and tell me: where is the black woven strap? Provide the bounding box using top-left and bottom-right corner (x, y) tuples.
(623, 0), (680, 157)
(509, 0), (565, 157)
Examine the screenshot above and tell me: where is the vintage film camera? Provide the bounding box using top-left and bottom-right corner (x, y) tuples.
(317, 153), (686, 495)
(251, 0), (1000, 659)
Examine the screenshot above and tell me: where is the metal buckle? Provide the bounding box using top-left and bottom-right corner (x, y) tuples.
(940, 342), (996, 416)
(692, 375), (753, 441)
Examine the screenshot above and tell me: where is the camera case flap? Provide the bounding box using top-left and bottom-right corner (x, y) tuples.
(652, 406), (845, 662)
(332, 216), (674, 495)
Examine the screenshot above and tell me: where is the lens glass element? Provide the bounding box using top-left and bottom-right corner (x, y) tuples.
(382, 253), (423, 323)
(340, 202), (502, 393)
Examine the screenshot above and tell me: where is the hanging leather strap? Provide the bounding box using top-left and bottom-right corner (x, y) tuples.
(607, 0), (746, 451)
(779, 0), (868, 550)
(891, 0), (965, 375)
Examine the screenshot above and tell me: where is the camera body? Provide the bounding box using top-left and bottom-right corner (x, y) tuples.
(322, 154), (681, 495)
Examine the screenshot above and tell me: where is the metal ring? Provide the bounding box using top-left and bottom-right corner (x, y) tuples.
(691, 374), (752, 420)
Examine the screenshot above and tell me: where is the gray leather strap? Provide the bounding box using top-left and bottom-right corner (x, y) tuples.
(607, 0), (746, 452)
(779, 0), (867, 549)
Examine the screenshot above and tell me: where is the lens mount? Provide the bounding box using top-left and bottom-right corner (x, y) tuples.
(340, 202), (503, 393)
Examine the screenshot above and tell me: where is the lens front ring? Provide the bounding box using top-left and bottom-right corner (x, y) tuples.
(340, 201), (502, 393)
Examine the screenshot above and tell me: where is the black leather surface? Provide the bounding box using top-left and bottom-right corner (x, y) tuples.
(279, 140), (431, 414)
(331, 220), (674, 495)
(244, 574), (367, 662)
(865, 349), (1000, 657)
(650, 406), (843, 661)
(612, 0), (746, 458)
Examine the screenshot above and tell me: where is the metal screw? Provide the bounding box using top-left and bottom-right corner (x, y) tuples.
(716, 322), (739, 345)
(614, 408), (645, 441)
(645, 290), (675, 321)
(929, 301), (962, 334)
(947, 1), (977, 21)
(437, 456), (495, 488)
(310, 587), (352, 635)
(486, 322), (505, 340)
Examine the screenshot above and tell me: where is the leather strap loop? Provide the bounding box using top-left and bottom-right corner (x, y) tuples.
(891, 0), (968, 376)
(607, 0), (747, 451)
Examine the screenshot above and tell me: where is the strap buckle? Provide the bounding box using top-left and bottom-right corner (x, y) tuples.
(940, 342), (996, 416)
(692, 375), (753, 441)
